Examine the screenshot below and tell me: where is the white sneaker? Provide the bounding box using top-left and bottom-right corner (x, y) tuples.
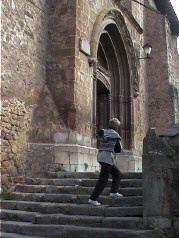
(110, 192), (123, 197)
(88, 199), (101, 206)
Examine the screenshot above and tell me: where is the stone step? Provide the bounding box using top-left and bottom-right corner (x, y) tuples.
(23, 178), (142, 188)
(1, 221), (158, 238)
(1, 209), (39, 223)
(1, 209), (143, 229)
(47, 172), (142, 179)
(15, 184), (143, 196)
(1, 200), (143, 217)
(0, 232), (41, 238)
(11, 192), (143, 206)
(36, 214), (143, 229)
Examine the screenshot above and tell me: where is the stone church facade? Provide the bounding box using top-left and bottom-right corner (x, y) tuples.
(2, 0), (179, 188)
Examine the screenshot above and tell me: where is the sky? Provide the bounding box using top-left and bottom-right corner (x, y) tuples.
(170, 0), (179, 52)
(170, 0), (179, 17)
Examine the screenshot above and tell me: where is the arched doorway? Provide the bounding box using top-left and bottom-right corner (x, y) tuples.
(93, 23), (132, 149)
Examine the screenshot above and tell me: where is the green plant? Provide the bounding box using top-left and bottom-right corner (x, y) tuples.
(0, 187), (13, 200)
(174, 228), (179, 238)
(55, 164), (66, 172)
(84, 163), (88, 171)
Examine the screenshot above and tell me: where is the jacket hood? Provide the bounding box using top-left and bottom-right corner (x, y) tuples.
(97, 129), (120, 142)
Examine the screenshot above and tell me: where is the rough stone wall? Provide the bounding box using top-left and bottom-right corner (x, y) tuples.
(1, 99), (28, 187)
(165, 19), (179, 123)
(144, 1), (175, 133)
(143, 126), (179, 236)
(74, 0), (116, 138)
(46, 0), (76, 131)
(1, 0), (65, 188)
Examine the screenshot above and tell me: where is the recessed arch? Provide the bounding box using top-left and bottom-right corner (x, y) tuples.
(90, 8), (137, 149)
(90, 8), (139, 98)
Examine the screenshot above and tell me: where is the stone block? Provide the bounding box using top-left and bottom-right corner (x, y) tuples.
(62, 164), (71, 172)
(78, 154), (85, 164)
(128, 161), (136, 172)
(86, 155), (93, 166)
(76, 133), (83, 144)
(115, 158), (129, 173)
(79, 37), (90, 56)
(53, 132), (68, 143)
(83, 135), (91, 146)
(55, 144), (78, 153)
(70, 164), (78, 172)
(77, 164), (86, 172)
(89, 148), (98, 155)
(80, 146), (90, 154)
(68, 131), (77, 144)
(69, 153), (79, 165)
(54, 151), (70, 164)
(143, 217), (172, 229)
(92, 158), (99, 167)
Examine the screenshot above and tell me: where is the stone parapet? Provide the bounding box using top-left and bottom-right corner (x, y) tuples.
(54, 144), (99, 173)
(142, 125), (179, 234)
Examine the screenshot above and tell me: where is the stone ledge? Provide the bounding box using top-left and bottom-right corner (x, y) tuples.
(53, 132), (92, 146)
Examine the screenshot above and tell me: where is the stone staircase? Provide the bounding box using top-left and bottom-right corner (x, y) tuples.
(0, 172), (158, 238)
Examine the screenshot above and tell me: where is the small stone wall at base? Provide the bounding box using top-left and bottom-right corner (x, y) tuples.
(25, 143), (141, 176)
(115, 150), (142, 172)
(25, 143), (100, 177)
(54, 144), (99, 172)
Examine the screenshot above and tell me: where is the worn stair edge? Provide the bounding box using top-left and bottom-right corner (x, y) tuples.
(1, 209), (39, 223)
(1, 209), (143, 229)
(0, 232), (42, 238)
(46, 172), (142, 179)
(1, 200), (143, 217)
(11, 192), (143, 206)
(1, 221), (158, 238)
(23, 178), (143, 188)
(15, 184), (143, 196)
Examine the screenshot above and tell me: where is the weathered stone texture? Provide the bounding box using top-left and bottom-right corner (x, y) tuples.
(144, 1), (177, 133)
(166, 20), (179, 123)
(75, 0), (148, 157)
(1, 99), (28, 188)
(2, 0), (179, 185)
(143, 126), (179, 235)
(46, 0), (76, 130)
(1, 0), (65, 187)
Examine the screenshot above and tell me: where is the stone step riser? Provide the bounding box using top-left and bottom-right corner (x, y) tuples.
(1, 201), (143, 217)
(36, 215), (143, 229)
(24, 178), (143, 188)
(1, 210), (143, 229)
(0, 210), (37, 224)
(15, 185), (143, 196)
(11, 193), (143, 206)
(47, 172), (143, 180)
(1, 222), (158, 238)
(1, 232), (42, 238)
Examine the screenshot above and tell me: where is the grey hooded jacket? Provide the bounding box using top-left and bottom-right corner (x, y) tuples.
(97, 129), (122, 165)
